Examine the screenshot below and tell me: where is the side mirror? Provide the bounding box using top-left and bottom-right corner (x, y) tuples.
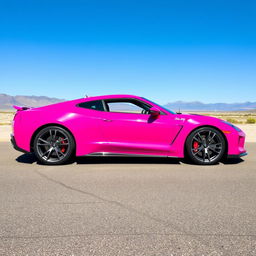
(149, 107), (160, 117)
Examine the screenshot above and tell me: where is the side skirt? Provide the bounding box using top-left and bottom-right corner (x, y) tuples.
(80, 152), (179, 158)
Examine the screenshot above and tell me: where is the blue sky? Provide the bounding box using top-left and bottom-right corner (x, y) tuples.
(0, 0), (255, 104)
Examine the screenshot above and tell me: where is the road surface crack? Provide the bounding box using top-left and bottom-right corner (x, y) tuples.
(33, 170), (234, 254)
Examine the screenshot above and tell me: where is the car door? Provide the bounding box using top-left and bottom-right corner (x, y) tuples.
(100, 98), (182, 155)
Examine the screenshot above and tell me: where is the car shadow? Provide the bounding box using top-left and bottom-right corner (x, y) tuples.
(16, 153), (182, 165)
(76, 156), (181, 165)
(16, 153), (244, 166)
(16, 153), (38, 164)
(221, 158), (244, 165)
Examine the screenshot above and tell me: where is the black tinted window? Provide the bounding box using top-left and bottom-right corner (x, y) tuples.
(78, 100), (104, 111)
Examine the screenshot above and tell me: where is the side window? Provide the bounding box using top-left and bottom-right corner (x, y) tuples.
(78, 100), (104, 111)
(105, 99), (151, 114)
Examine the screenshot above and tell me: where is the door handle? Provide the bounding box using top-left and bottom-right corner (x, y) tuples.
(103, 119), (112, 122)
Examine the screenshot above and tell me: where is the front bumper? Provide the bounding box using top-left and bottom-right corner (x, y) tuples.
(224, 127), (247, 157)
(11, 134), (29, 154)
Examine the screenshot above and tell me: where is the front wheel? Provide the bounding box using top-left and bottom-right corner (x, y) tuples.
(33, 126), (75, 165)
(185, 127), (226, 165)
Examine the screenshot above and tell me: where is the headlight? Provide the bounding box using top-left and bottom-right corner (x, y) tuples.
(222, 121), (241, 132)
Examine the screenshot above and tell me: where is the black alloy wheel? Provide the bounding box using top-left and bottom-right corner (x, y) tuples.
(186, 127), (226, 165)
(33, 126), (75, 165)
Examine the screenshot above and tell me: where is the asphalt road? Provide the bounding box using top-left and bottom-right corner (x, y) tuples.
(0, 142), (256, 256)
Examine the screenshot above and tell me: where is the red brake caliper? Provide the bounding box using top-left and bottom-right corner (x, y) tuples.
(60, 138), (66, 153)
(193, 141), (199, 152)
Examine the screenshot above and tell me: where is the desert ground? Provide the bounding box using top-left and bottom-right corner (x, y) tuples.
(0, 111), (255, 142)
(0, 142), (256, 255)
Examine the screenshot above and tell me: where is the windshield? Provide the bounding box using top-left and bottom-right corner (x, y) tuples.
(142, 97), (176, 114)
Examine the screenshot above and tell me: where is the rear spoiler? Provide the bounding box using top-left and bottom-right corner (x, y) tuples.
(13, 105), (33, 111)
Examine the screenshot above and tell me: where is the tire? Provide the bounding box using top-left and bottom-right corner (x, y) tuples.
(33, 126), (75, 165)
(185, 127), (226, 165)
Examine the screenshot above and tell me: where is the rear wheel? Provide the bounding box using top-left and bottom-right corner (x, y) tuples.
(186, 127), (226, 165)
(33, 126), (75, 165)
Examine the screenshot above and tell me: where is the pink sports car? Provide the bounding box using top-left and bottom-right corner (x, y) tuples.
(11, 94), (247, 165)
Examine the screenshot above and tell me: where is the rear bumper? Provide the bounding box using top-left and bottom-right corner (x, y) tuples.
(227, 152), (248, 159)
(10, 134), (29, 154)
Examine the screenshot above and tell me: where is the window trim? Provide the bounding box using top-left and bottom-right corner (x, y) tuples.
(76, 100), (105, 112)
(76, 97), (167, 115)
(102, 98), (166, 115)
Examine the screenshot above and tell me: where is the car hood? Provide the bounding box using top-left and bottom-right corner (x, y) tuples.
(173, 113), (225, 126)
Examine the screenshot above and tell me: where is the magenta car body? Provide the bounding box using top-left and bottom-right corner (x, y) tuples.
(11, 94), (247, 165)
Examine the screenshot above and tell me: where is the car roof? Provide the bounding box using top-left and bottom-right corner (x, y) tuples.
(82, 94), (141, 101)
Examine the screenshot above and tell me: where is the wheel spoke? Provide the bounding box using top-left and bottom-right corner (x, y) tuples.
(57, 148), (65, 156)
(193, 137), (202, 143)
(41, 148), (50, 157)
(37, 143), (50, 146)
(203, 150), (206, 162)
(46, 148), (53, 160)
(41, 147), (53, 158)
(193, 146), (204, 156)
(38, 138), (50, 145)
(59, 137), (68, 142)
(208, 145), (221, 154)
(207, 131), (211, 141)
(193, 133), (203, 143)
(54, 148), (61, 160)
(197, 133), (204, 142)
(209, 143), (222, 147)
(207, 131), (216, 143)
(49, 129), (56, 140)
(207, 151), (211, 162)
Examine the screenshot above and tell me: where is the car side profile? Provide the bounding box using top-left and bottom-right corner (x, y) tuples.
(11, 94), (247, 165)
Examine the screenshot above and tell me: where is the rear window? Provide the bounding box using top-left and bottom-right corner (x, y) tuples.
(77, 100), (104, 111)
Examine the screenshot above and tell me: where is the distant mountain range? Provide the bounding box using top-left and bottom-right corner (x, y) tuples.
(0, 93), (255, 112)
(164, 101), (256, 112)
(0, 94), (64, 110)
